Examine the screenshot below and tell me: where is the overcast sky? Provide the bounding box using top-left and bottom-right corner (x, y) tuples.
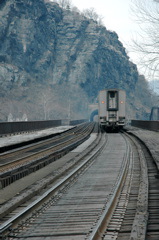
(70, 0), (142, 73)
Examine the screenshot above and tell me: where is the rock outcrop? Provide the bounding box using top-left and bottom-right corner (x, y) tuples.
(0, 0), (154, 121)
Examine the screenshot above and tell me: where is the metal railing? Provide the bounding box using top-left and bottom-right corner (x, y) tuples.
(0, 119), (88, 136)
(131, 120), (159, 131)
(0, 120), (61, 135)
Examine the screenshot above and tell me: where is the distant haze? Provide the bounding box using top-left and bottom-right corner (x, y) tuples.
(149, 80), (159, 95)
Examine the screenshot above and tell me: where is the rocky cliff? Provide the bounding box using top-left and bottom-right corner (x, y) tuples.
(0, 0), (154, 121)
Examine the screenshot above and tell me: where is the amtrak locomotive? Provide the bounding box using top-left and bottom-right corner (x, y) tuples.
(98, 89), (126, 130)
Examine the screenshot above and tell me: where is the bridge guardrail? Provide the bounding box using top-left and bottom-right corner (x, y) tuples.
(0, 120), (62, 135)
(131, 120), (159, 131)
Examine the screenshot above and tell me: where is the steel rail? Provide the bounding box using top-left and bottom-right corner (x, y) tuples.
(0, 123), (94, 171)
(124, 131), (148, 239)
(0, 132), (105, 235)
(87, 133), (131, 239)
(96, 131), (148, 240)
(0, 123), (91, 167)
(0, 126), (75, 158)
(0, 123), (95, 189)
(0, 131), (88, 170)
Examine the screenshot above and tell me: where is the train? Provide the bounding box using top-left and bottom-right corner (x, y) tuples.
(98, 89), (126, 131)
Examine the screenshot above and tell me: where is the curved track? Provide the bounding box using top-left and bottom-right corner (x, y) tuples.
(0, 132), (128, 239)
(1, 130), (159, 239)
(0, 123), (95, 188)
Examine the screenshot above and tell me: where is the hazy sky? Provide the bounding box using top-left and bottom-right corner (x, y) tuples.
(71, 0), (141, 72)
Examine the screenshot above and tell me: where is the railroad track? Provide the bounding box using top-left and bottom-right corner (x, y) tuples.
(1, 131), (159, 239)
(0, 132), (127, 239)
(0, 122), (95, 188)
(0, 126), (104, 238)
(129, 132), (159, 239)
(102, 131), (159, 239)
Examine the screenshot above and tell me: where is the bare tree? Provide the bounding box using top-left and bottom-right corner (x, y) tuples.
(36, 86), (53, 120)
(131, 0), (159, 77)
(82, 8), (104, 25)
(72, 6), (80, 13)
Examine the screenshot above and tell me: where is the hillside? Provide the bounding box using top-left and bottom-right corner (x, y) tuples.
(0, 0), (154, 121)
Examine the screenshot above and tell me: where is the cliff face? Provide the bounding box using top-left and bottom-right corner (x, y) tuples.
(0, 0), (61, 84)
(0, 0), (153, 121)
